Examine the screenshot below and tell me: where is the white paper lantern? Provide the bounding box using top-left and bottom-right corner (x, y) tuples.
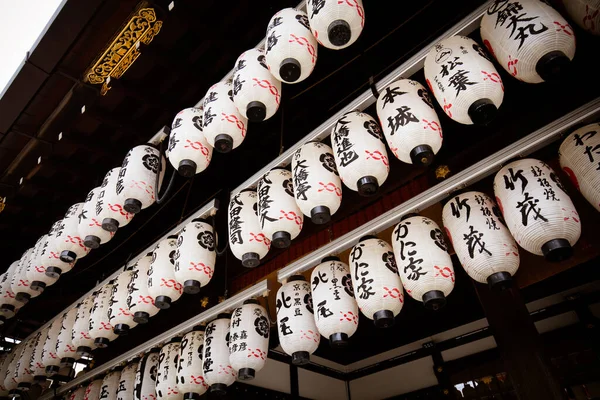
(3, 344), (22, 392)
(96, 168), (135, 232)
(72, 295), (96, 357)
(29, 328), (48, 382)
(56, 307), (79, 367)
(229, 300), (270, 380)
(481, 0), (576, 83)
(265, 8), (318, 83)
(203, 315), (236, 395)
(156, 339), (183, 400)
(562, 0), (600, 35)
(232, 49), (282, 122)
(424, 35), (504, 125)
(494, 158), (581, 260)
(26, 234), (59, 293)
(11, 248), (40, 304)
(559, 123), (600, 211)
(0, 354), (9, 397)
(202, 81), (248, 154)
(148, 237), (182, 309)
(134, 350), (160, 400)
(174, 219), (216, 294)
(109, 269), (138, 335)
(79, 187), (115, 249)
(0, 262), (21, 319)
(41, 318), (62, 376)
(292, 142), (342, 224)
(442, 191), (520, 288)
(391, 216), (455, 310)
(331, 110), (390, 194)
(128, 254), (159, 324)
(89, 283), (118, 348)
(14, 337), (36, 390)
(68, 387), (86, 400)
(117, 358), (139, 400)
(310, 257), (359, 346)
(84, 379), (103, 400)
(53, 203), (91, 263)
(42, 219), (77, 279)
(307, 0), (364, 49)
(168, 107), (213, 177)
(176, 327), (208, 398)
(257, 168), (304, 249)
(115, 144), (166, 214)
(100, 368), (122, 400)
(229, 190), (270, 268)
(276, 276), (320, 365)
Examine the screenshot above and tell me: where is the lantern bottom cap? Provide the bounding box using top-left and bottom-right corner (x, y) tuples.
(373, 310), (395, 328)
(536, 50), (570, 82)
(0, 315), (4, 325)
(423, 290), (446, 311)
(102, 217), (120, 232)
(45, 266), (62, 279)
(487, 271), (513, 291)
(242, 252), (261, 268)
(311, 205), (331, 225)
(357, 176), (379, 196)
(34, 375), (47, 382)
(114, 324), (130, 335)
(94, 337), (110, 348)
(468, 98), (497, 126)
(178, 159), (197, 178)
(329, 332), (349, 348)
(45, 365), (60, 375)
(247, 101), (267, 122)
(60, 357), (75, 367)
(238, 367), (256, 380)
(84, 235), (101, 249)
(272, 231), (292, 249)
(288, 274), (306, 282)
(76, 346), (92, 356)
(214, 134), (233, 154)
(60, 250), (77, 263)
(1, 304), (15, 314)
(183, 280), (201, 294)
(17, 382), (31, 390)
(31, 281), (46, 292)
(410, 144), (435, 166)
(542, 238), (572, 262)
(210, 383), (228, 396)
(321, 255), (341, 263)
(15, 292), (31, 304)
(280, 58), (301, 83)
(124, 198), (143, 214)
(9, 389), (23, 396)
(243, 298), (259, 305)
(292, 351), (310, 365)
(184, 393), (203, 400)
(328, 19), (351, 47)
(133, 311), (150, 324)
(154, 295), (172, 309)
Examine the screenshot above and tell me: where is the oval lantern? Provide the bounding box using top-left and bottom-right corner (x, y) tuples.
(79, 187), (114, 249)
(109, 269), (138, 335)
(257, 168), (303, 249)
(26, 235), (59, 293)
(72, 295), (96, 357)
(375, 79), (442, 166)
(311, 257), (359, 346)
(292, 142), (342, 224)
(559, 123), (600, 211)
(3, 344), (22, 394)
(96, 168), (135, 232)
(14, 337), (36, 391)
(84, 379), (103, 400)
(54, 203), (91, 263)
(442, 191), (520, 289)
(203, 314), (236, 395)
(229, 189), (270, 268)
(265, 8), (318, 83)
(392, 216), (455, 310)
(203, 81), (248, 154)
(562, 0), (600, 35)
(156, 338), (182, 400)
(1, 262), (22, 320)
(41, 318), (62, 376)
(117, 358), (139, 400)
(148, 236), (182, 309)
(100, 368), (122, 400)
(232, 49), (281, 122)
(168, 107), (213, 178)
(115, 144), (166, 214)
(89, 282), (118, 348)
(128, 254), (160, 324)
(349, 236), (403, 327)
(134, 349), (160, 400)
(11, 248), (40, 304)
(494, 158), (581, 261)
(307, 0), (364, 49)
(68, 387), (86, 400)
(174, 219), (216, 294)
(229, 299), (270, 380)
(0, 354), (9, 397)
(331, 110), (389, 194)
(424, 35), (504, 125)
(29, 329), (47, 382)
(43, 219), (77, 279)
(56, 307), (79, 367)
(481, 0), (576, 83)
(276, 276), (320, 365)
(177, 326), (208, 398)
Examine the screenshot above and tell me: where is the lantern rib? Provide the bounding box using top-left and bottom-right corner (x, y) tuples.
(277, 98), (600, 283)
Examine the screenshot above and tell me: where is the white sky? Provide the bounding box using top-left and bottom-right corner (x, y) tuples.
(0, 0), (65, 98)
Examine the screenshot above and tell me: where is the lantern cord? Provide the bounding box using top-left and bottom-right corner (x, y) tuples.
(368, 76), (379, 99)
(263, 293), (278, 326)
(155, 138), (178, 205)
(216, 238), (229, 256)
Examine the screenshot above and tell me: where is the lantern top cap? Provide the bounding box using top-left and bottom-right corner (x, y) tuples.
(358, 235), (378, 243)
(287, 275), (306, 282)
(167, 235), (178, 240)
(130, 356), (141, 363)
(243, 298), (259, 305)
(321, 256), (340, 263)
(168, 337), (182, 343)
(269, 166), (289, 172)
(191, 217), (210, 224)
(400, 212), (420, 221)
(238, 188), (255, 194)
(192, 325), (206, 332)
(112, 365), (124, 372)
(217, 312), (232, 319)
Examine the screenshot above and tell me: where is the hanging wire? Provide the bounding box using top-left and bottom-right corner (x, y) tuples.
(155, 137), (178, 205)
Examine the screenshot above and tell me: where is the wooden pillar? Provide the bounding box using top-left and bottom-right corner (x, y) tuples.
(424, 341), (457, 399)
(475, 283), (563, 400)
(290, 363), (299, 399)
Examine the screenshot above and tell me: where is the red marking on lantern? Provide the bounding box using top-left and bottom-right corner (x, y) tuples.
(99, 322), (112, 331)
(160, 278), (183, 294)
(289, 34), (316, 64)
(80, 332), (91, 340)
(35, 266), (46, 273)
(383, 287), (403, 302)
(503, 243), (518, 257)
(118, 307), (132, 317)
(562, 167), (580, 190)
(483, 39), (495, 58)
(66, 235), (87, 249)
(66, 344), (76, 352)
(422, 119), (443, 138)
(108, 203), (131, 219)
(130, 180), (155, 201)
(318, 181), (342, 197)
(89, 218), (102, 227)
(426, 79), (433, 93)
(495, 196), (504, 215)
(189, 262), (214, 278)
(18, 279), (29, 287)
(365, 150), (390, 166)
(167, 387), (179, 395)
(562, 208), (580, 223)
(220, 113), (247, 137)
(481, 70), (504, 92)
(388, 141), (399, 158)
(300, 329), (319, 342)
(584, 5), (599, 30)
(139, 295), (154, 305)
(337, 0), (365, 27)
(553, 21), (573, 35)
(313, 30), (324, 46)
(280, 210), (303, 228)
(4, 291), (15, 298)
(443, 99), (452, 117)
(218, 365), (236, 376)
(50, 251), (60, 259)
(434, 265), (455, 282)
(142, 395), (157, 400)
(339, 310), (358, 324)
(248, 348), (267, 360)
(249, 232), (272, 247)
(507, 55), (518, 77)
(252, 78), (281, 105)
(190, 375), (209, 388)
